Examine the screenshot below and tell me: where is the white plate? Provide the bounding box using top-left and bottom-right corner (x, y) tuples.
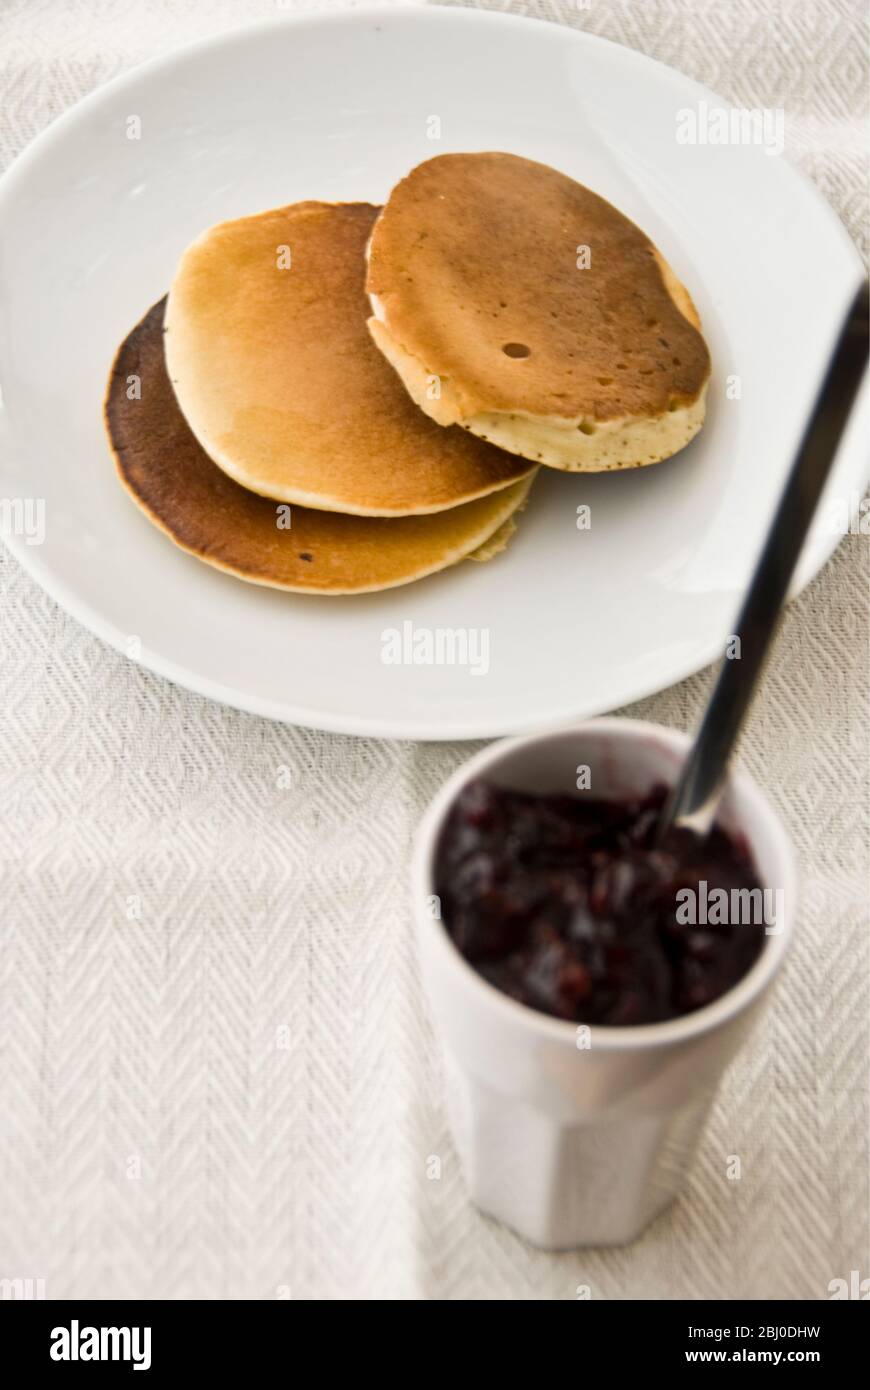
(0, 6), (866, 739)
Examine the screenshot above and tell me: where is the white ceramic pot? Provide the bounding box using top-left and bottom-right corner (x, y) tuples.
(411, 719), (796, 1249)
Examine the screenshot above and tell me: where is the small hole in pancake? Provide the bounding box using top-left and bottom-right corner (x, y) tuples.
(647, 318), (658, 328)
(578, 421), (597, 435)
(502, 342), (530, 358)
(616, 362), (627, 370)
(597, 376), (614, 385)
(499, 301), (508, 309)
(658, 337), (669, 348)
(667, 399), (679, 412)
(299, 552), (314, 562)
(673, 356), (681, 366)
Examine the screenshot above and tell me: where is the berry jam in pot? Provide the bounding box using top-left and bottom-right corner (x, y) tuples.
(434, 780), (768, 1026)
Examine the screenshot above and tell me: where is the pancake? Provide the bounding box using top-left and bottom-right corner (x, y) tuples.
(366, 153), (712, 472)
(163, 201), (533, 515)
(104, 301), (534, 596)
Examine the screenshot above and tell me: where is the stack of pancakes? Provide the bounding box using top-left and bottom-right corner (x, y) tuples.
(105, 154), (711, 596)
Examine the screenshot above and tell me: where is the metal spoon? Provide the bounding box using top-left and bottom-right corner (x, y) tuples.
(658, 281), (869, 843)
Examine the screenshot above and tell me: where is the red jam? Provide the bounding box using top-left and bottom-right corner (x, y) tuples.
(435, 780), (766, 1026)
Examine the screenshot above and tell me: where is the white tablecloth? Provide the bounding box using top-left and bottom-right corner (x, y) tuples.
(0, 0), (866, 1299)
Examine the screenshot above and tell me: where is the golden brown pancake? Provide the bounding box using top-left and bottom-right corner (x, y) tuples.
(104, 301), (533, 596)
(366, 153), (712, 472)
(163, 201), (533, 514)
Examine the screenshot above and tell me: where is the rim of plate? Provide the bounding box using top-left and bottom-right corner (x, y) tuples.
(0, 4), (865, 741)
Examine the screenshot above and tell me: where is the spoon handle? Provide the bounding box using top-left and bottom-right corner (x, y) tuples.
(661, 281), (869, 841)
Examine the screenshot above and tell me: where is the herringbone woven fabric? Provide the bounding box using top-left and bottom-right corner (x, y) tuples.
(0, 0), (866, 1300)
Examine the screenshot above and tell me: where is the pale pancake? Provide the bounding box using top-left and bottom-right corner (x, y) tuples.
(164, 201), (533, 514)
(366, 153), (712, 472)
(105, 301), (534, 596)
